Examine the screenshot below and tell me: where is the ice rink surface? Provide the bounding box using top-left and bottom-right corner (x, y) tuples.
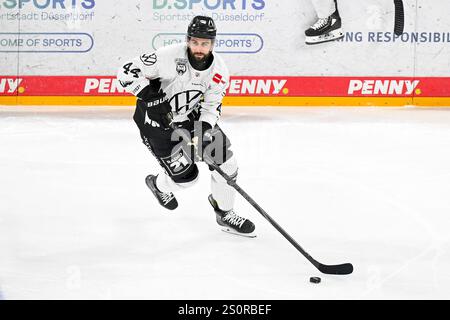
(0, 106), (449, 300)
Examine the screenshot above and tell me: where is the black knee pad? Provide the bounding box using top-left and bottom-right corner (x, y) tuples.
(171, 164), (199, 184)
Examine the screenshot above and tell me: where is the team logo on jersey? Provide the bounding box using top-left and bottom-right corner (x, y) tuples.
(175, 58), (188, 76)
(140, 53), (157, 66)
(160, 145), (192, 176)
(169, 90), (203, 115)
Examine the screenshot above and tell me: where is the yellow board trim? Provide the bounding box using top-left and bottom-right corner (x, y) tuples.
(1, 96), (450, 107)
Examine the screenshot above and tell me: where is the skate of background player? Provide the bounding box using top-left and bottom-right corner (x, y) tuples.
(304, 0), (344, 45)
(308, 0), (405, 36)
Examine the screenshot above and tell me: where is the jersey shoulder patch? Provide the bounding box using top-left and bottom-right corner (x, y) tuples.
(211, 53), (230, 85)
(140, 53), (157, 66)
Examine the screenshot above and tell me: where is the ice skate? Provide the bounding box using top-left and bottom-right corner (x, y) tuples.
(305, 10), (344, 45)
(208, 194), (256, 238)
(145, 175), (178, 210)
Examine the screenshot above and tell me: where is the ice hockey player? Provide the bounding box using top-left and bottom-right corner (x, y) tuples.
(117, 16), (255, 237)
(305, 0), (344, 45)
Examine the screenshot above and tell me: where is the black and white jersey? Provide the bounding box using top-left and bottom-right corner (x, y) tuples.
(117, 43), (229, 128)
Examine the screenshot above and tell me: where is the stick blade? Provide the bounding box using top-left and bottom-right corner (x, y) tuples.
(317, 263), (353, 275)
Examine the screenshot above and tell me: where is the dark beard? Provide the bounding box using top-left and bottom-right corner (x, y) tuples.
(187, 47), (214, 71)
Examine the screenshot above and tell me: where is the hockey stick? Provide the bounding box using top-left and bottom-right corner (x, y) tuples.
(169, 118), (353, 275)
(204, 158), (353, 275)
(394, 0), (405, 36)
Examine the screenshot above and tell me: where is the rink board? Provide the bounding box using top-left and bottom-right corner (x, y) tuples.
(1, 76), (450, 106)
(1, 1), (450, 107)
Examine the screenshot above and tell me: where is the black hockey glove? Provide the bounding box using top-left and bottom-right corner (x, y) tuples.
(190, 121), (213, 162)
(137, 83), (173, 129)
(144, 92), (173, 129)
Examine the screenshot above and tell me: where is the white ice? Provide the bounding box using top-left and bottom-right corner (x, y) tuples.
(0, 106), (450, 300)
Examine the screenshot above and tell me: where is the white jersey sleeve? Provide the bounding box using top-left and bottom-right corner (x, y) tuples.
(117, 43), (230, 127)
(116, 53), (161, 97)
(198, 55), (230, 128)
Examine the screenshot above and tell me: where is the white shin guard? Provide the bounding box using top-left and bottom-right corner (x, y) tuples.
(211, 156), (238, 212)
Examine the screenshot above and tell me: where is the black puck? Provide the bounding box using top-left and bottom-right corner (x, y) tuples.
(310, 277), (321, 284)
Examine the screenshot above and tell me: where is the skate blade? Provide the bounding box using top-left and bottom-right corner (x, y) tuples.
(220, 226), (257, 238)
(305, 29), (344, 45)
